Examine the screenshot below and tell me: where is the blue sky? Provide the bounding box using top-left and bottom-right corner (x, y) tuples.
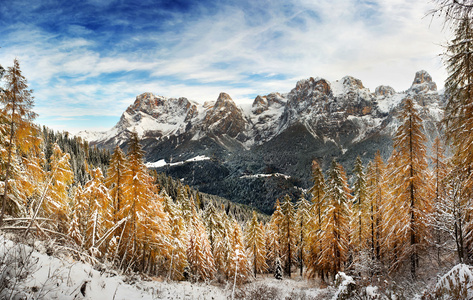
(0, 0), (449, 133)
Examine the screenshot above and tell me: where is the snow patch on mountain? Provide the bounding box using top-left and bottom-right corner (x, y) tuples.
(146, 155), (210, 168)
(240, 173), (291, 180)
(377, 92), (406, 114)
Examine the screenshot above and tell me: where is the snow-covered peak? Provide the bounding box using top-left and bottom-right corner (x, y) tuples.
(374, 85), (396, 98)
(409, 70), (437, 94)
(79, 70), (444, 157)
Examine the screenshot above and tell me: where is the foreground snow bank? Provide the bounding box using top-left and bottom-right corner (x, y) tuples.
(0, 235), (228, 299)
(0, 235), (326, 299)
(428, 263), (473, 300)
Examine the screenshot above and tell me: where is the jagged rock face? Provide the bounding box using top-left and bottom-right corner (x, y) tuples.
(252, 93), (285, 115)
(203, 92), (246, 139)
(127, 93), (197, 121)
(250, 93), (285, 143)
(375, 85), (396, 97)
(287, 78), (332, 112)
(408, 70), (439, 107)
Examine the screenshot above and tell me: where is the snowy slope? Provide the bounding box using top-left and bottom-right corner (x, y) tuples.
(0, 235), (329, 300)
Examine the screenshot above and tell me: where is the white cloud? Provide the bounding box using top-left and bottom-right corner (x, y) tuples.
(0, 0), (451, 133)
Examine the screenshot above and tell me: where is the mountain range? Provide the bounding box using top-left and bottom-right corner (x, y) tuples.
(79, 70), (444, 213)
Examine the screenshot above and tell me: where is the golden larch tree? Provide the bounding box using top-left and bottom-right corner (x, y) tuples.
(245, 211), (267, 277)
(318, 160), (351, 279)
(0, 58), (38, 224)
(389, 98), (433, 278)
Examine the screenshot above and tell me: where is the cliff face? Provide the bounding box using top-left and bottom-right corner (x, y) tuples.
(203, 92), (247, 140)
(78, 71), (444, 214)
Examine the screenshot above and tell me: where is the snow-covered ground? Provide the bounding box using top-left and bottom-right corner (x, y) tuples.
(0, 235), (327, 300)
(3, 233), (463, 299)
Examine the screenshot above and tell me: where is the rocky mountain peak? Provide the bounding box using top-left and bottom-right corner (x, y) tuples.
(252, 93), (285, 115)
(294, 77), (332, 96)
(342, 76), (365, 90)
(410, 70), (437, 93)
(413, 70), (433, 85)
(213, 92), (235, 110)
(252, 95), (267, 115)
(286, 77), (332, 112)
(128, 92), (160, 113)
(204, 92), (246, 139)
(375, 85), (396, 97)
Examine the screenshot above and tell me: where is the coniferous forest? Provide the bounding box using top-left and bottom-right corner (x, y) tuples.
(2, 1), (473, 299)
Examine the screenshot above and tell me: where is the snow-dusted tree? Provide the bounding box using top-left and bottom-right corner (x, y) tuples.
(162, 192), (188, 280)
(105, 145), (129, 223)
(176, 184), (192, 224)
(351, 156), (368, 254)
(81, 167), (113, 256)
(68, 184), (86, 247)
(306, 160), (326, 279)
(441, 16), (473, 262)
(365, 151), (387, 262)
(295, 196), (311, 277)
(389, 98), (433, 278)
(280, 194), (296, 277)
(266, 199), (283, 273)
(187, 202), (215, 281)
(203, 202), (222, 253)
(430, 137), (450, 264)
(0, 58), (37, 224)
(118, 132), (171, 273)
(203, 202), (232, 277)
(309, 160), (326, 231)
(318, 160), (351, 279)
(141, 191), (171, 275)
(245, 211), (267, 277)
(41, 144), (73, 233)
(438, 165), (470, 263)
(227, 220), (250, 284)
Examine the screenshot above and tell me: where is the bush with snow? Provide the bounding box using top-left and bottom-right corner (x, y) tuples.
(425, 264), (473, 300)
(332, 272), (357, 300)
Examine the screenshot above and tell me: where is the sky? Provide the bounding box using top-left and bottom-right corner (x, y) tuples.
(0, 0), (450, 134)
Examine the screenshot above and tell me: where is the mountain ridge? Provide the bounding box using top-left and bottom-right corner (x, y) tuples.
(78, 70), (444, 213)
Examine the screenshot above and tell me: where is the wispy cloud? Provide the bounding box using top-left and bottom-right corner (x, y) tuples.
(0, 0), (450, 133)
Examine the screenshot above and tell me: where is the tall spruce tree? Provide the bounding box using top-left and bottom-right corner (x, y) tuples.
(442, 15), (473, 262)
(318, 160), (351, 279)
(431, 137), (449, 264)
(280, 194), (296, 277)
(295, 196), (311, 277)
(245, 211), (267, 277)
(365, 152), (387, 264)
(389, 98), (432, 278)
(105, 145), (129, 223)
(0, 59), (37, 225)
(266, 199), (283, 273)
(351, 156), (368, 254)
(228, 220), (250, 284)
(162, 192), (188, 280)
(187, 202), (215, 281)
(306, 160), (326, 279)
